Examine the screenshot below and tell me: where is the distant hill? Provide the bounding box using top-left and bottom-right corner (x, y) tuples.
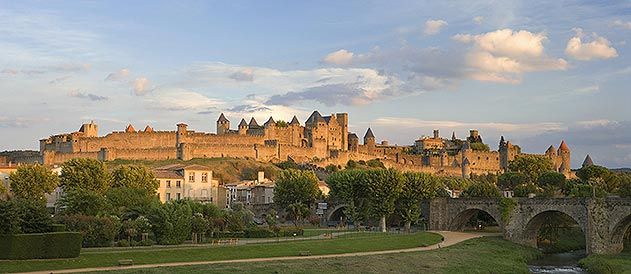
(611, 168), (631, 173)
(105, 157), (282, 184)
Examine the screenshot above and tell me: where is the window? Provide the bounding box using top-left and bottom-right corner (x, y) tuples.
(176, 180), (181, 188)
(189, 172), (195, 182)
(176, 193), (181, 200)
(202, 172), (208, 182)
(166, 193), (171, 201)
(166, 180), (171, 188)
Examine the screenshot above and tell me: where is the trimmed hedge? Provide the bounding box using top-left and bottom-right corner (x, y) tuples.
(0, 232), (82, 259)
(214, 228), (304, 239)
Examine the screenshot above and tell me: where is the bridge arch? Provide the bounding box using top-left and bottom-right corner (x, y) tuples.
(522, 209), (586, 249)
(450, 207), (502, 231)
(325, 204), (348, 224)
(610, 212), (631, 252)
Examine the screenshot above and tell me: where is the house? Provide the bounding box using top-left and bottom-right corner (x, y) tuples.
(153, 164), (228, 208)
(225, 171), (274, 206)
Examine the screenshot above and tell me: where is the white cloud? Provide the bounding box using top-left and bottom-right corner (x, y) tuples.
(145, 89), (224, 111)
(323, 49), (355, 65)
(454, 29), (567, 83)
(424, 19), (448, 35)
(473, 16), (484, 25)
(372, 117), (566, 135)
(565, 28), (618, 61)
(612, 20), (631, 30)
(105, 68), (130, 81)
(134, 77), (153, 95)
(576, 119), (618, 128)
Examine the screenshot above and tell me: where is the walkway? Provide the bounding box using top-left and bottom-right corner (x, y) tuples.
(20, 231), (489, 274)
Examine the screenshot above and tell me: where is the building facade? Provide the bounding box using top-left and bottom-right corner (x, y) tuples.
(153, 164), (228, 208)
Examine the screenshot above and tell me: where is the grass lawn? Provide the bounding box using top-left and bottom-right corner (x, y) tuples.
(580, 251), (631, 274)
(92, 237), (540, 274)
(0, 232), (442, 273)
(301, 228), (351, 237)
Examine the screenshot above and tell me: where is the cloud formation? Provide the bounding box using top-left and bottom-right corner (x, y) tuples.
(473, 16), (484, 25)
(104, 68), (130, 81)
(134, 77), (152, 95)
(68, 90), (108, 101)
(454, 29), (568, 83)
(323, 49), (355, 65)
(145, 89), (223, 111)
(229, 68), (254, 81)
(565, 28), (618, 61)
(612, 20), (631, 30)
(424, 19), (448, 35)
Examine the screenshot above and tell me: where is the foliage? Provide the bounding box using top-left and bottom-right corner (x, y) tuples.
(57, 189), (110, 216)
(149, 201), (192, 245)
(366, 159), (386, 169)
(396, 172), (440, 230)
(106, 187), (160, 218)
(275, 120), (289, 128)
(499, 198), (517, 224)
(507, 156), (554, 183)
(439, 176), (474, 191)
(364, 169), (405, 231)
(57, 214), (120, 247)
(580, 253), (631, 274)
(470, 142), (490, 152)
(346, 160), (358, 169)
(273, 169), (321, 210)
(0, 232), (82, 259)
(618, 173), (631, 198)
(275, 160), (299, 170)
(224, 203), (255, 232)
(514, 183), (542, 198)
(566, 179), (607, 198)
(325, 164), (339, 173)
(460, 182), (501, 198)
(576, 165), (610, 182)
(110, 165), (159, 192)
(327, 169), (370, 224)
(265, 209), (277, 228)
(0, 198), (52, 234)
(537, 171), (566, 197)
(9, 164), (59, 201)
(286, 202), (311, 226)
(60, 158), (111, 194)
(498, 172), (527, 190)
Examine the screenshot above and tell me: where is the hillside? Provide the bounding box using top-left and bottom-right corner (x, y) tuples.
(105, 157), (282, 184)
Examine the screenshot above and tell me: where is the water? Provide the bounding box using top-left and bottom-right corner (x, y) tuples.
(528, 250), (587, 274)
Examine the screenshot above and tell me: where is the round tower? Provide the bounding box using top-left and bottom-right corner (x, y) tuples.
(462, 157), (471, 178)
(217, 113), (230, 135)
(557, 140), (571, 175)
(238, 119), (248, 135)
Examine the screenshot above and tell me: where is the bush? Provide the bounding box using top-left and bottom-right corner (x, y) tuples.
(149, 202), (192, 245)
(138, 239), (154, 246)
(57, 214), (120, 247)
(279, 227), (304, 237)
(244, 227), (276, 238)
(213, 231), (246, 238)
(50, 224), (66, 232)
(117, 239), (130, 247)
(0, 232), (82, 259)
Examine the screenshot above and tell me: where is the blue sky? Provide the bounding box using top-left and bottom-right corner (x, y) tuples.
(1, 0), (631, 168)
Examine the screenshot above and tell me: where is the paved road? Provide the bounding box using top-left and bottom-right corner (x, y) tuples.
(20, 231), (490, 274)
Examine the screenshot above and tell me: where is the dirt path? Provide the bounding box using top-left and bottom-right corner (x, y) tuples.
(19, 231), (490, 274)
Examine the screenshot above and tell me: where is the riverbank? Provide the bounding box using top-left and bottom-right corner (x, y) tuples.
(579, 251), (631, 274)
(92, 237), (540, 274)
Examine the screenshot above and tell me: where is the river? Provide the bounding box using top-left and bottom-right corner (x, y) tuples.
(528, 250), (587, 274)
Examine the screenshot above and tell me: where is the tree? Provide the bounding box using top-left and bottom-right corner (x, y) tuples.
(111, 165), (159, 192)
(618, 173), (631, 198)
(514, 183), (542, 197)
(396, 172), (439, 232)
(149, 201), (192, 245)
(57, 189), (111, 216)
(191, 213), (209, 243)
(15, 198), (53, 233)
(439, 176), (474, 191)
(0, 199), (21, 234)
(273, 169), (321, 210)
(60, 158), (111, 194)
(576, 165), (610, 182)
(537, 171), (566, 197)
(9, 164), (59, 201)
(106, 187), (160, 218)
(286, 202), (311, 226)
(327, 169), (370, 226)
(366, 159), (386, 169)
(507, 156), (554, 183)
(346, 160), (358, 169)
(365, 169), (404, 232)
(460, 182), (501, 198)
(498, 172), (527, 190)
(224, 203), (254, 231)
(470, 142), (490, 152)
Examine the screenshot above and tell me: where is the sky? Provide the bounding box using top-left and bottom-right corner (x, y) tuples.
(1, 0), (631, 168)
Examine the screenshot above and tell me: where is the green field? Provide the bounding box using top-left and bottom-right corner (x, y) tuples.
(580, 251), (631, 274)
(0, 232), (442, 273)
(93, 237), (541, 274)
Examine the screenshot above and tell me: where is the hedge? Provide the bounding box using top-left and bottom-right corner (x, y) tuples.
(0, 232), (82, 259)
(57, 215), (120, 247)
(213, 228), (304, 239)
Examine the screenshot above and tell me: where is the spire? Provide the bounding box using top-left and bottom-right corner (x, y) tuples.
(144, 125), (153, 132)
(558, 140), (570, 152)
(125, 124), (136, 133)
(217, 113), (229, 123)
(452, 131), (457, 140)
(546, 145), (556, 155)
(248, 117), (260, 127)
(364, 128), (375, 139)
(499, 136), (506, 147)
(264, 116), (276, 127)
(290, 115), (300, 126)
(582, 154), (594, 168)
(239, 118), (248, 127)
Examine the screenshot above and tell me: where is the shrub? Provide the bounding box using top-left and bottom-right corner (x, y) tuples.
(149, 202), (192, 245)
(57, 214), (120, 247)
(138, 239), (154, 246)
(0, 232), (82, 259)
(50, 224), (66, 232)
(279, 227), (304, 237)
(244, 227), (275, 238)
(117, 239), (130, 247)
(213, 231), (246, 238)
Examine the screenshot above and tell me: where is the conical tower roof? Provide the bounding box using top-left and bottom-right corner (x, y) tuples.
(144, 125), (154, 132)
(582, 154), (594, 168)
(306, 111), (325, 124)
(239, 118), (248, 127)
(546, 145), (556, 154)
(248, 117), (260, 127)
(364, 128), (375, 139)
(125, 124), (136, 133)
(558, 140), (570, 152)
(264, 117), (276, 127)
(217, 113), (229, 123)
(452, 131), (457, 140)
(290, 115), (300, 125)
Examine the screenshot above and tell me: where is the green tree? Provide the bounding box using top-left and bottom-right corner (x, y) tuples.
(265, 209), (278, 228)
(366, 159), (386, 169)
(60, 158), (111, 194)
(149, 201), (192, 245)
(365, 169), (405, 232)
(273, 169), (321, 210)
(111, 165), (159, 192)
(576, 165), (610, 182)
(537, 171), (566, 197)
(9, 164), (59, 201)
(460, 182), (501, 198)
(618, 173), (631, 198)
(396, 172), (439, 232)
(0, 199), (21, 234)
(514, 183), (542, 197)
(470, 142), (490, 152)
(439, 176), (474, 191)
(224, 202), (255, 231)
(507, 156), (554, 183)
(57, 189), (111, 216)
(326, 169), (370, 226)
(106, 187), (160, 218)
(498, 172), (527, 190)
(16, 198), (53, 233)
(191, 213), (209, 243)
(346, 160), (358, 169)
(286, 202), (311, 226)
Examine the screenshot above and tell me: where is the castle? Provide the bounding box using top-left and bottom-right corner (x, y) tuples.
(38, 111), (573, 178)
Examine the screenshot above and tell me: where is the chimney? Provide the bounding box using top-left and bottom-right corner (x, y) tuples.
(257, 171), (265, 183)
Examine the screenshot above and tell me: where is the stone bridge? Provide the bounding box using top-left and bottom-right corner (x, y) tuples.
(426, 197), (631, 254)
